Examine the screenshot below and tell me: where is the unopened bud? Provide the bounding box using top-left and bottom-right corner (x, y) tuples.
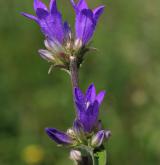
(74, 39), (82, 50)
(70, 150), (82, 161)
(91, 130), (105, 148)
(105, 130), (111, 139)
(67, 128), (76, 138)
(38, 49), (54, 62)
(66, 41), (72, 50)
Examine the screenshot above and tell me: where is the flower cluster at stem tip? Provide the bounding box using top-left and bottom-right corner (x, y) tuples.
(45, 84), (111, 148)
(21, 0), (105, 72)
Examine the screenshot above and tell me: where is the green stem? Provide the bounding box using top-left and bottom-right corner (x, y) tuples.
(70, 56), (79, 89)
(91, 151), (96, 165)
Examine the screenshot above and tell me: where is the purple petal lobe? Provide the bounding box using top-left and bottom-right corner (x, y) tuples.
(76, 9), (95, 44)
(45, 128), (73, 145)
(77, 0), (88, 11)
(70, 0), (88, 12)
(93, 6), (105, 22)
(21, 12), (38, 23)
(49, 12), (64, 43)
(74, 87), (85, 105)
(80, 101), (99, 132)
(36, 8), (49, 19)
(75, 101), (84, 117)
(96, 90), (106, 105)
(64, 22), (71, 40)
(70, 0), (77, 11)
(36, 9), (64, 43)
(86, 83), (96, 103)
(34, 0), (48, 11)
(50, 0), (58, 14)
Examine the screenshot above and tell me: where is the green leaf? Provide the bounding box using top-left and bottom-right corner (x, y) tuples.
(94, 149), (107, 165)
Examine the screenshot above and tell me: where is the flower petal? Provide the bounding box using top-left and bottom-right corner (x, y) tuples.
(50, 0), (58, 14)
(36, 8), (49, 19)
(96, 90), (106, 105)
(45, 128), (73, 145)
(38, 49), (54, 61)
(80, 101), (99, 132)
(74, 87), (85, 105)
(70, 0), (77, 11)
(93, 6), (105, 23)
(86, 83), (96, 103)
(77, 0), (88, 9)
(21, 12), (38, 23)
(34, 0), (48, 11)
(64, 22), (71, 40)
(70, 150), (82, 161)
(49, 12), (64, 43)
(75, 101), (84, 115)
(44, 39), (63, 53)
(70, 0), (88, 12)
(74, 87), (86, 116)
(36, 8), (64, 43)
(75, 9), (95, 44)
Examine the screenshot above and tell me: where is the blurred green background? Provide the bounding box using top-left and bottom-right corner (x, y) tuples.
(0, 0), (160, 164)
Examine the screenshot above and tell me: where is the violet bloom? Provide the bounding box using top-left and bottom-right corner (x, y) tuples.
(21, 0), (70, 44)
(45, 128), (74, 145)
(21, 0), (71, 69)
(21, 0), (105, 71)
(74, 83), (106, 133)
(70, 0), (105, 45)
(45, 84), (110, 148)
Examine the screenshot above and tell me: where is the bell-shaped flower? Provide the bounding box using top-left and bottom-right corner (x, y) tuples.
(74, 83), (106, 133)
(21, 0), (72, 69)
(70, 0), (105, 45)
(21, 0), (70, 43)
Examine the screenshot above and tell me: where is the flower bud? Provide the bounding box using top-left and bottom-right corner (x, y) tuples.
(105, 130), (111, 139)
(38, 49), (55, 62)
(74, 39), (82, 50)
(67, 128), (76, 138)
(91, 130), (105, 148)
(70, 150), (82, 161)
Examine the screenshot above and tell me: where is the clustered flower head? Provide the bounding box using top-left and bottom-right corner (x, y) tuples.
(21, 0), (104, 71)
(45, 84), (111, 149)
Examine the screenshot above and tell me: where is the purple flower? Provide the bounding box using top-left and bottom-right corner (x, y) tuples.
(45, 84), (110, 148)
(70, 0), (105, 45)
(21, 0), (72, 68)
(21, 0), (105, 70)
(21, 0), (70, 44)
(74, 83), (106, 133)
(45, 128), (74, 145)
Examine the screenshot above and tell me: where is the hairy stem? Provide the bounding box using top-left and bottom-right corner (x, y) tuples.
(70, 56), (79, 90)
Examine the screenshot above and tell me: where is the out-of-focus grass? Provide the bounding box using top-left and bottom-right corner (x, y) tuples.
(0, 0), (160, 164)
